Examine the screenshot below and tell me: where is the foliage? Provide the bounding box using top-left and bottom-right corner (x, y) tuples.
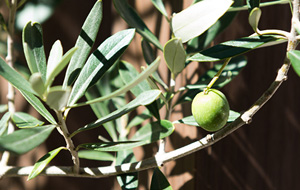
(0, 0), (296, 189)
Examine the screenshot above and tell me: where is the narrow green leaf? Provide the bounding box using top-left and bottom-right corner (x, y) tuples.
(119, 60), (160, 119)
(177, 56), (247, 104)
(63, 0), (103, 87)
(0, 125), (56, 155)
(29, 73), (46, 98)
(119, 61), (152, 96)
(0, 104), (8, 113)
(127, 109), (152, 129)
(248, 7), (261, 33)
(22, 21), (47, 82)
(47, 40), (63, 80)
(71, 57), (160, 108)
(150, 168), (173, 190)
(78, 141), (140, 152)
(28, 147), (66, 180)
(173, 110), (240, 126)
(46, 86), (71, 111)
(70, 90), (161, 137)
(0, 57), (36, 95)
(163, 38), (186, 75)
(288, 50), (300, 77)
(68, 29), (135, 106)
(85, 67), (123, 141)
(78, 150), (115, 161)
(113, 0), (162, 50)
(78, 120), (174, 151)
(117, 147), (138, 190)
(171, 0), (233, 43)
(188, 35), (286, 62)
(12, 112), (44, 128)
(141, 39), (168, 89)
(0, 112), (10, 137)
(151, 0), (168, 18)
(141, 38), (156, 64)
(46, 45), (78, 88)
(20, 90), (57, 125)
(131, 120), (174, 141)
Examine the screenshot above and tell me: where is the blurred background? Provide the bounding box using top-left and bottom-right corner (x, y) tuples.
(1, 0), (300, 189)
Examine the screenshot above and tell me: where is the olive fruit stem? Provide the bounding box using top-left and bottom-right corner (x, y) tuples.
(204, 58), (231, 94)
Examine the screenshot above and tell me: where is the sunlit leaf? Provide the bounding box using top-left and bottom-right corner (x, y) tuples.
(151, 0), (168, 18)
(0, 125), (56, 154)
(163, 37), (186, 75)
(188, 35), (286, 62)
(85, 65), (124, 141)
(119, 60), (160, 119)
(150, 168), (173, 190)
(72, 57), (160, 108)
(0, 57), (36, 95)
(47, 40), (63, 79)
(68, 29), (135, 106)
(186, 0), (243, 54)
(28, 147), (66, 180)
(78, 150), (115, 161)
(113, 0), (162, 50)
(172, 0), (233, 43)
(248, 7), (261, 33)
(0, 112), (10, 137)
(77, 120), (174, 151)
(46, 45), (78, 88)
(63, 0), (103, 86)
(70, 90), (161, 137)
(22, 21), (47, 82)
(12, 112), (44, 128)
(20, 90), (57, 125)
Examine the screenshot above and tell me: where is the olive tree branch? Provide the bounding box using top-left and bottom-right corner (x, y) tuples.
(0, 0), (298, 180)
(0, 0), (17, 167)
(0, 47), (295, 178)
(55, 111), (80, 174)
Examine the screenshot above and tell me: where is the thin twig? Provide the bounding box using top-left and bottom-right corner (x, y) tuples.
(55, 111), (80, 174)
(0, 0), (17, 167)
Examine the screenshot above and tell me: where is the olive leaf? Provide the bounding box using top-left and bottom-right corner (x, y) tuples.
(248, 7), (262, 33)
(172, 0), (233, 43)
(163, 38), (186, 75)
(28, 147), (66, 180)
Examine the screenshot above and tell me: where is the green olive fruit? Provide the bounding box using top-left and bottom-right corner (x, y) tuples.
(191, 89), (229, 132)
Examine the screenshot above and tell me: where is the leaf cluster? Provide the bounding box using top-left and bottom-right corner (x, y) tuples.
(0, 0), (294, 188)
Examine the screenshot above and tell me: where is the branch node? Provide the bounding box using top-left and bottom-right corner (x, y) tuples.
(206, 134), (214, 142)
(241, 113), (252, 124)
